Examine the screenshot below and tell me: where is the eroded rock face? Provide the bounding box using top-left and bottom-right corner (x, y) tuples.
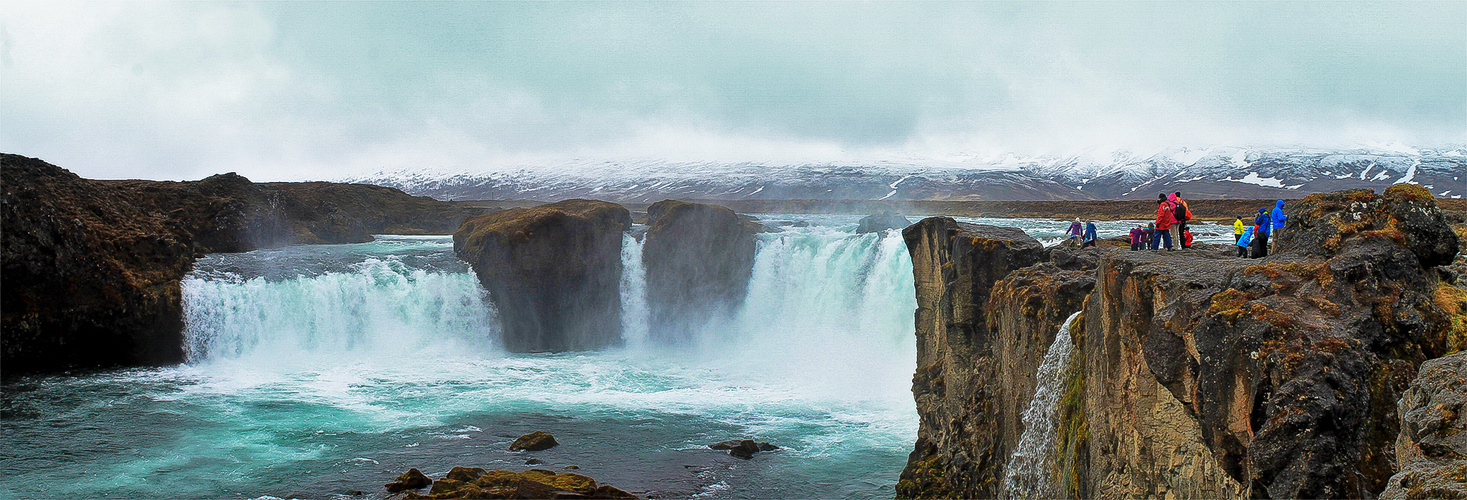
(1380, 351), (1467, 500)
(895, 217), (1047, 499)
(2, 154), (472, 377)
(641, 200), (758, 342)
(454, 200), (631, 352)
(900, 188), (1459, 499)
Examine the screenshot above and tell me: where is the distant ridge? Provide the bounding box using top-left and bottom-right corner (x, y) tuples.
(346, 145), (1466, 202)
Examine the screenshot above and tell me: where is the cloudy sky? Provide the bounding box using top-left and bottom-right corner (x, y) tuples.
(2, 1), (1463, 181)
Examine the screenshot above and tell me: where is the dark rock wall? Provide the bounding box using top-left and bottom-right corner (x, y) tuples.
(641, 200), (759, 343)
(1, 154), (476, 377)
(453, 200), (632, 352)
(1380, 351), (1467, 499)
(895, 217), (1047, 499)
(900, 187), (1461, 499)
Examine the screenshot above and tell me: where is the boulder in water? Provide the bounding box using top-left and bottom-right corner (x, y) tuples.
(642, 200), (759, 342)
(385, 467), (432, 492)
(710, 439), (778, 459)
(454, 200), (632, 352)
(856, 211), (911, 234)
(510, 431), (560, 451)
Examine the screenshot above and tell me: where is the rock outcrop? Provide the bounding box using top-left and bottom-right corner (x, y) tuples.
(1, 154), (473, 377)
(899, 187), (1461, 499)
(454, 200), (632, 352)
(387, 466), (639, 499)
(857, 211), (912, 234)
(895, 217), (1048, 499)
(1380, 351), (1467, 499)
(641, 200), (759, 342)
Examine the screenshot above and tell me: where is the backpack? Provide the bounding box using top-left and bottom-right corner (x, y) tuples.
(1173, 202), (1188, 222)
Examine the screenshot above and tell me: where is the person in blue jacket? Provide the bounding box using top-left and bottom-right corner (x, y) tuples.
(1082, 221), (1098, 248)
(1236, 224), (1253, 258)
(1252, 208), (1272, 258)
(1270, 200), (1287, 252)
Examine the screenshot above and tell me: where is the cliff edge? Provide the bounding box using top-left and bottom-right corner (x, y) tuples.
(899, 185), (1462, 499)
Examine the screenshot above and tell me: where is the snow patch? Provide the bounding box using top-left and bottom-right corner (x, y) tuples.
(1391, 160), (1420, 185)
(1227, 172), (1286, 188)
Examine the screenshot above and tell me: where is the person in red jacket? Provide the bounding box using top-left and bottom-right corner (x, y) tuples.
(1182, 229), (1194, 248)
(1153, 193), (1175, 250)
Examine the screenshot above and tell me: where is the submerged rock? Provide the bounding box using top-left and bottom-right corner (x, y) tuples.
(855, 211), (911, 234)
(453, 200), (632, 352)
(641, 200), (759, 342)
(510, 431), (560, 452)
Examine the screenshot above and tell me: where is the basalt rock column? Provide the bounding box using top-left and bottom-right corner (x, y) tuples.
(641, 200), (759, 343)
(454, 200), (632, 352)
(895, 217), (1046, 499)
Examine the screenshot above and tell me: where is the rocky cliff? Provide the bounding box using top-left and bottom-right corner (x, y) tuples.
(453, 199), (632, 352)
(641, 200), (759, 342)
(1, 154), (476, 377)
(899, 185), (1462, 499)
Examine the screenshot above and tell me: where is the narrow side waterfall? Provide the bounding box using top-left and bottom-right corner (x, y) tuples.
(619, 232), (651, 347)
(1004, 311), (1083, 499)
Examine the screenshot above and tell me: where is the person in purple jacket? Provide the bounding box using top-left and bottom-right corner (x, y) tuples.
(1129, 225), (1144, 251)
(1066, 217), (1083, 247)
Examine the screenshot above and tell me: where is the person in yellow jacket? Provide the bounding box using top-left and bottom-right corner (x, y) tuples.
(1233, 216), (1245, 243)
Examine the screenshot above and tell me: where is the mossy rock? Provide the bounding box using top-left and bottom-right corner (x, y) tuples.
(510, 431), (559, 451)
(445, 466), (486, 482)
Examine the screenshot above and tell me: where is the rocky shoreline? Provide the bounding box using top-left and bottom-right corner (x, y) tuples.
(1, 154), (478, 377)
(897, 184), (1466, 498)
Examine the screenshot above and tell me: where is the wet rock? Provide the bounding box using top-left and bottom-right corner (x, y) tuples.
(2, 154), (475, 378)
(510, 431), (560, 451)
(856, 211), (911, 234)
(454, 200), (632, 352)
(592, 485), (639, 499)
(642, 200), (759, 342)
(385, 468), (431, 492)
(525, 458), (544, 465)
(396, 466), (638, 499)
(709, 439), (777, 459)
(446, 466), (486, 482)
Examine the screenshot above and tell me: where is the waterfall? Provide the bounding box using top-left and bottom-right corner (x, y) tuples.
(620, 232), (651, 347)
(706, 227), (917, 398)
(1003, 311), (1083, 499)
(182, 254), (496, 364)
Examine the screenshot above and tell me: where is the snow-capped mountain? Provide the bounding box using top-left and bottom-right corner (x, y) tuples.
(344, 146), (1466, 202)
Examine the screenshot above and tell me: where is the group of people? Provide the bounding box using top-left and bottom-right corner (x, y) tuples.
(1233, 200), (1287, 258)
(1069, 193), (1289, 258)
(1066, 218), (1099, 248)
(1124, 192), (1195, 251)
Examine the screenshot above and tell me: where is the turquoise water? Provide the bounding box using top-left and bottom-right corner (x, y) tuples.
(3, 228), (918, 500)
(0, 216), (1229, 500)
